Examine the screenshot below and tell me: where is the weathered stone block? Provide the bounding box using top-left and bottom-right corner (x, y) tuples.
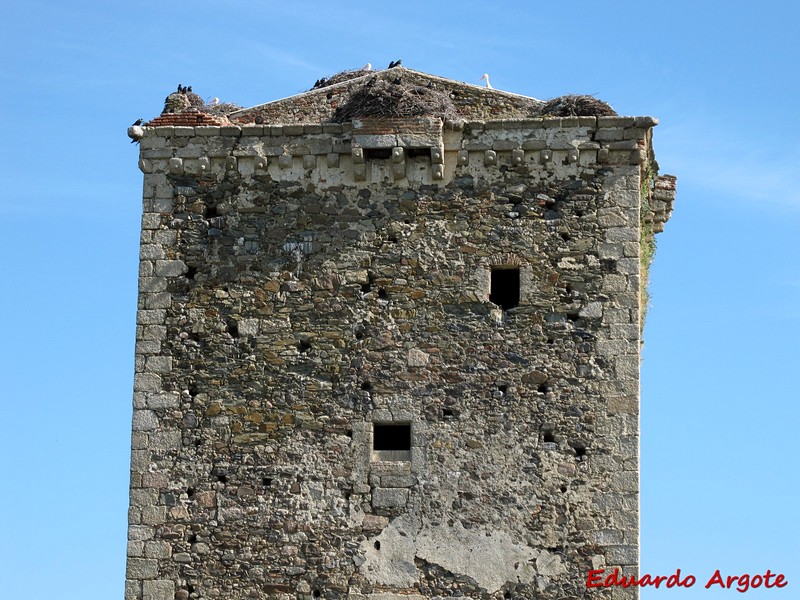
(133, 373), (161, 393)
(154, 260), (187, 277)
(142, 580), (175, 600)
(606, 545), (637, 565)
(125, 580), (142, 600)
(132, 410), (158, 432)
(127, 558), (158, 579)
(372, 487), (409, 509)
(146, 392), (179, 409)
(145, 356), (172, 374)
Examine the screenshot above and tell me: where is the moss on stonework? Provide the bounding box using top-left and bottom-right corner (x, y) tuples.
(639, 161), (657, 337)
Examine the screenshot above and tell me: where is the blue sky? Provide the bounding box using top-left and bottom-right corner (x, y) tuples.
(0, 1), (797, 598)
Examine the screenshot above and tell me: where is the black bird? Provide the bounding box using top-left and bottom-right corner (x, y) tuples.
(388, 59), (402, 69)
(187, 86), (192, 93)
(132, 118), (144, 126)
(177, 84), (183, 93)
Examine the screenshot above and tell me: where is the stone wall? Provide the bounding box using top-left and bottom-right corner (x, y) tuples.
(127, 115), (671, 600)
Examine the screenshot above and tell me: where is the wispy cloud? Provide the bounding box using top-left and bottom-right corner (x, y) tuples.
(240, 41), (328, 76)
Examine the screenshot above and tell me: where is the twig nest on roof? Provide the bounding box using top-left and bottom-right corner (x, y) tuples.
(537, 95), (617, 117)
(312, 68), (373, 90)
(186, 92), (204, 109)
(163, 92), (191, 114)
(333, 78), (462, 123)
(201, 101), (242, 117)
(162, 91), (205, 115)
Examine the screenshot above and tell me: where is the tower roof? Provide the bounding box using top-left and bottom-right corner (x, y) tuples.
(228, 67), (615, 125)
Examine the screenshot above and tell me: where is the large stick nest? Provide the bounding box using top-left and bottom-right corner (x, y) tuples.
(536, 94), (617, 117)
(312, 68), (373, 90)
(200, 101), (243, 116)
(332, 77), (462, 123)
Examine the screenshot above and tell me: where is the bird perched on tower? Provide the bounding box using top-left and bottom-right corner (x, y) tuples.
(480, 73), (493, 89)
(388, 59), (402, 69)
(128, 119), (145, 144)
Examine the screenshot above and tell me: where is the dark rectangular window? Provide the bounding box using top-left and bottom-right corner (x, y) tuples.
(373, 424), (411, 451)
(364, 148), (392, 160)
(490, 268), (520, 310)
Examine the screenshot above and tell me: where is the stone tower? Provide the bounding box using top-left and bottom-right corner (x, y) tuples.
(126, 67), (675, 600)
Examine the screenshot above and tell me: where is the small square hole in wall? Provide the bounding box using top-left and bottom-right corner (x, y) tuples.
(373, 424), (411, 451)
(372, 423), (412, 462)
(490, 267), (520, 310)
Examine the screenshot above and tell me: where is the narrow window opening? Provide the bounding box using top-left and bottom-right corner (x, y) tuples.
(298, 338), (312, 353)
(216, 474), (228, 484)
(406, 147), (429, 158)
(326, 92), (333, 100)
(345, 429), (353, 438)
(226, 321), (239, 338)
(262, 477), (272, 487)
(574, 446), (587, 459)
(355, 330), (365, 340)
(538, 384), (549, 394)
(543, 431), (555, 443)
(377, 288), (388, 299)
(361, 381), (373, 391)
(312, 591), (321, 598)
(373, 424), (411, 451)
(374, 540), (381, 550)
(186, 487), (195, 498)
(497, 384), (508, 395)
(187, 585), (196, 594)
(365, 148), (392, 160)
(490, 267), (520, 310)
(560, 484), (568, 493)
(186, 265), (197, 280)
(361, 282), (371, 293)
(442, 408), (454, 417)
(188, 534), (198, 543)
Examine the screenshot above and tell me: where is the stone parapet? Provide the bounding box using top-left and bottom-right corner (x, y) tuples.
(137, 117), (658, 189)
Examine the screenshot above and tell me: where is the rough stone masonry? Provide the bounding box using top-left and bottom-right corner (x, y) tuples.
(126, 67), (676, 600)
